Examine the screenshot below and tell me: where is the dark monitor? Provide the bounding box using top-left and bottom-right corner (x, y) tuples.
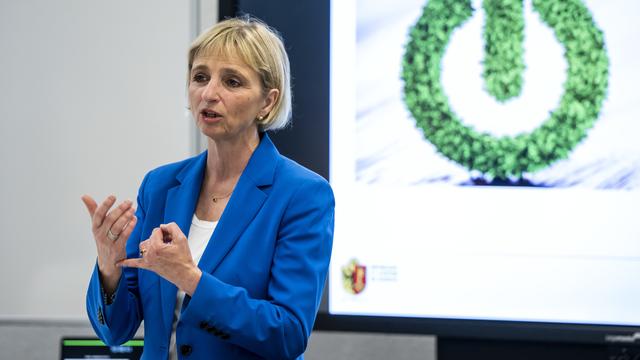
(60, 338), (143, 360)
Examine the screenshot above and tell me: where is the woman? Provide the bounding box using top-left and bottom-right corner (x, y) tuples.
(82, 17), (334, 360)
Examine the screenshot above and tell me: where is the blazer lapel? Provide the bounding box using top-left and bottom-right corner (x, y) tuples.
(197, 133), (279, 275)
(160, 151), (207, 334)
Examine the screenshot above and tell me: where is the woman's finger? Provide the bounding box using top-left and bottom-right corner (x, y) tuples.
(138, 237), (155, 258)
(159, 222), (183, 243)
(81, 195), (98, 217)
(109, 207), (135, 240)
(115, 214), (137, 245)
(116, 258), (145, 269)
(147, 227), (164, 245)
(93, 195), (116, 229)
(139, 238), (151, 251)
(101, 200), (132, 234)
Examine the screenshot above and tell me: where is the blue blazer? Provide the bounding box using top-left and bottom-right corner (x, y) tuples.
(86, 134), (334, 359)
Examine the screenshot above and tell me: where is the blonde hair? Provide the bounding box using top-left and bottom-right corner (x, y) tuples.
(188, 16), (292, 131)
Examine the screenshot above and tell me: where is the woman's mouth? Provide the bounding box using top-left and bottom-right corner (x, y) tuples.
(201, 109), (222, 122)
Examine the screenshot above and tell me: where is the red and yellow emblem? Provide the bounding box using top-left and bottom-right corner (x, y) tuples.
(342, 259), (366, 294)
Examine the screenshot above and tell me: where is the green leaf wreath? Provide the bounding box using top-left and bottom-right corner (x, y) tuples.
(402, 0), (609, 180)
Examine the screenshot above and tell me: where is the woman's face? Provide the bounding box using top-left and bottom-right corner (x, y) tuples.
(188, 54), (277, 142)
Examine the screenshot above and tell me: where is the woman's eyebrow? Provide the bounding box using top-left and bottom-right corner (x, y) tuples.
(191, 64), (244, 74)
(191, 64), (208, 73)
(220, 67), (248, 79)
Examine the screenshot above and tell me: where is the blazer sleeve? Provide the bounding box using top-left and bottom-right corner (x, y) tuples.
(179, 177), (335, 359)
(85, 173), (150, 345)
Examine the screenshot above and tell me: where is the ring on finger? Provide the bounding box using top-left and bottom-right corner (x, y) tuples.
(139, 248), (146, 257)
(107, 229), (120, 241)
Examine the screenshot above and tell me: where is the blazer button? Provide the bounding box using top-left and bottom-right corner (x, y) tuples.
(199, 321), (208, 329)
(180, 344), (192, 356)
(97, 308), (105, 325)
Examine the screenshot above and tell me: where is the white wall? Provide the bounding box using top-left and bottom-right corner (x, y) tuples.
(0, 0), (200, 320)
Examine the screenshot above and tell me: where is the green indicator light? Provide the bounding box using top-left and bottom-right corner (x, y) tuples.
(63, 340), (106, 347)
(122, 340), (144, 347)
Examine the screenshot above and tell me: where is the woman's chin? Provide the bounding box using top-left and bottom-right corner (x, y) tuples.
(197, 121), (223, 135)
(200, 129), (225, 140)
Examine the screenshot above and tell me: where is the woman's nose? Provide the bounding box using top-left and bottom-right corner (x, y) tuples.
(201, 80), (220, 102)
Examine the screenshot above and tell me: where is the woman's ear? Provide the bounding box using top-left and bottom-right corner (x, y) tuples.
(261, 88), (280, 115)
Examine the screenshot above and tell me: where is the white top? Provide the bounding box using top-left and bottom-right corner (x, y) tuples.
(168, 214), (217, 360)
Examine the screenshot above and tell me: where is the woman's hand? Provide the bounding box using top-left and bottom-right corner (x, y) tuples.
(81, 195), (137, 293)
(118, 222), (202, 296)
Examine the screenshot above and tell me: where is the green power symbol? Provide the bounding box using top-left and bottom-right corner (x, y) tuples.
(402, 0), (609, 181)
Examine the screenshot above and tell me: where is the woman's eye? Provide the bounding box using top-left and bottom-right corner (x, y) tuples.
(226, 78), (241, 88)
(192, 73), (209, 83)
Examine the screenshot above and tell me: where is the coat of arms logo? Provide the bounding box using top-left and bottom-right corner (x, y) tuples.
(342, 259), (367, 294)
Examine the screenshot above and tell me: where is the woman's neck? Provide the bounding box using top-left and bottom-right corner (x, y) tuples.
(205, 130), (260, 185)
